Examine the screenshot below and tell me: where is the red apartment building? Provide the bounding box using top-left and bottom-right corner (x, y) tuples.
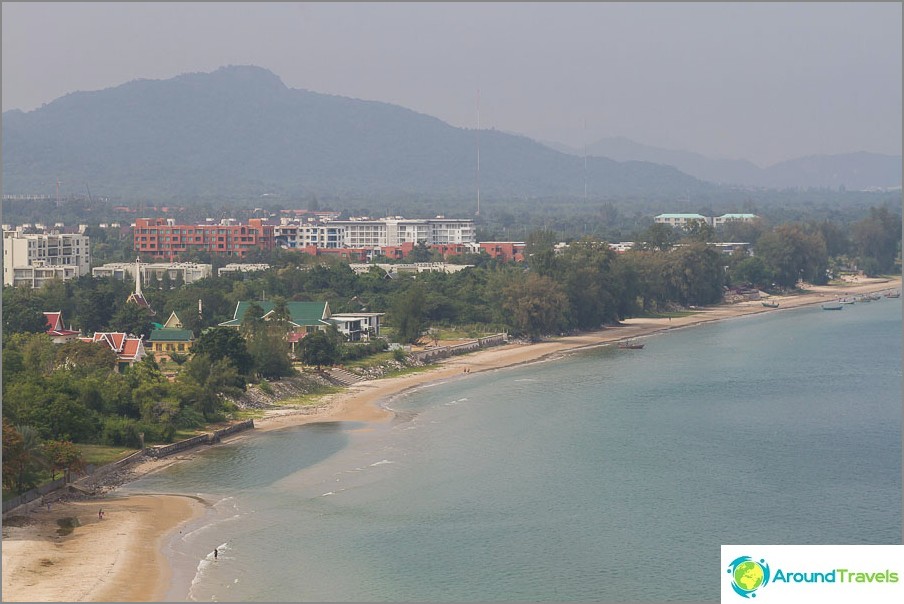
(134, 218), (275, 259)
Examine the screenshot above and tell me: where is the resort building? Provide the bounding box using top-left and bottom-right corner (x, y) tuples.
(654, 213), (759, 229)
(273, 216), (477, 250)
(2, 230), (90, 287)
(217, 263), (271, 276)
(348, 262), (473, 276)
(712, 213), (759, 228)
(478, 242), (526, 262)
(653, 213), (711, 228)
(219, 300), (333, 335)
(146, 312), (194, 360)
(93, 261), (212, 284)
(328, 313), (385, 341)
(133, 217), (275, 259)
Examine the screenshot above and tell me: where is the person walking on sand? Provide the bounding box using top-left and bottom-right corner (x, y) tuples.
(214, 548), (218, 560)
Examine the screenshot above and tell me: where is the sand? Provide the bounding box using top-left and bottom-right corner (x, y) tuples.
(1, 494), (202, 602)
(2, 276), (898, 601)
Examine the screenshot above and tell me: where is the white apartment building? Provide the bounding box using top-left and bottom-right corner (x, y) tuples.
(3, 230), (91, 287)
(273, 217), (476, 250)
(654, 213), (759, 229)
(92, 261), (212, 284)
(217, 263), (271, 276)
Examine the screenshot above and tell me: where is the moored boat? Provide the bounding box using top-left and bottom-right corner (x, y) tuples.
(618, 339), (645, 349)
(886, 290), (900, 298)
(822, 302), (843, 310)
(761, 301), (779, 308)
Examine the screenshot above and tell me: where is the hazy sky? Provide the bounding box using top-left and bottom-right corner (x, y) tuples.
(2, 2), (901, 166)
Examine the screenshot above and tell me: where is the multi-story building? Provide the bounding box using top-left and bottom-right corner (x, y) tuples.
(133, 218), (274, 259)
(3, 230), (91, 287)
(92, 261), (212, 284)
(273, 216), (476, 250)
(654, 213), (759, 229)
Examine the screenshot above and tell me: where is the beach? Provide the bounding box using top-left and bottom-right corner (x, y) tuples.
(2, 276), (899, 602)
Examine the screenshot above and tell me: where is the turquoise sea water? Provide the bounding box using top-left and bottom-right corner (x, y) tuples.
(125, 299), (902, 602)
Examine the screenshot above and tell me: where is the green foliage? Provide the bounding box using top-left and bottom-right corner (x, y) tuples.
(851, 206), (901, 274)
(1, 287), (48, 334)
(300, 330), (341, 369)
(755, 224), (829, 287)
(389, 281), (427, 344)
(192, 328), (254, 377)
(501, 273), (569, 339)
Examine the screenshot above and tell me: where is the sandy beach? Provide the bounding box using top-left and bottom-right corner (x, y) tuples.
(2, 276), (899, 602)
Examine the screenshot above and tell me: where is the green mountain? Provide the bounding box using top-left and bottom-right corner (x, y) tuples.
(2, 65), (710, 204)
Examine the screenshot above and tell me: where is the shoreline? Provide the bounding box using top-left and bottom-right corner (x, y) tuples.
(2, 276), (899, 601)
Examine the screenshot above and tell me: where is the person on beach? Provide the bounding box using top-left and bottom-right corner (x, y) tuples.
(214, 548), (218, 560)
(98, 508), (103, 520)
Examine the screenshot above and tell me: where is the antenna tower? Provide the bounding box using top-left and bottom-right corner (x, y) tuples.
(476, 88), (480, 217)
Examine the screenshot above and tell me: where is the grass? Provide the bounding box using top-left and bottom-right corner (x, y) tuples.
(280, 385), (345, 408)
(343, 351), (396, 369)
(74, 444), (138, 466)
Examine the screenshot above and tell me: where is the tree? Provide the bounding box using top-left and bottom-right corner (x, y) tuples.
(55, 340), (118, 374)
(756, 225), (828, 287)
(1, 288), (48, 334)
(640, 223), (678, 251)
(177, 355), (244, 420)
(300, 330), (340, 369)
(4, 424), (46, 494)
(109, 301), (155, 339)
(851, 206), (902, 274)
(192, 328), (254, 377)
(42, 439), (86, 482)
(500, 273), (569, 339)
(389, 281), (427, 344)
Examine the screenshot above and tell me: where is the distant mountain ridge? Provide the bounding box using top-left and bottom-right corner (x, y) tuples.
(1, 66), (710, 204)
(547, 136), (902, 190)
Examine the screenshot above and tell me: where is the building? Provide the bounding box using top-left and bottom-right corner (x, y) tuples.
(3, 230), (90, 287)
(93, 261), (212, 284)
(653, 214), (711, 228)
(44, 311), (81, 344)
(712, 213), (759, 228)
(218, 300), (333, 334)
(478, 242), (526, 262)
(217, 263), (271, 276)
(328, 313), (385, 341)
(133, 217), (274, 259)
(79, 332), (147, 371)
(348, 263), (473, 276)
(146, 311), (194, 359)
(273, 216), (477, 250)
(125, 258), (155, 315)
(654, 213), (759, 229)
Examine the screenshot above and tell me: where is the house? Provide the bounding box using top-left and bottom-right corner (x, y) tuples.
(44, 311), (80, 344)
(328, 313), (384, 341)
(146, 311), (194, 359)
(219, 301), (333, 335)
(79, 332), (146, 371)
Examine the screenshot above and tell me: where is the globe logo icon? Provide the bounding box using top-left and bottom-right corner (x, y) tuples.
(727, 556), (771, 598)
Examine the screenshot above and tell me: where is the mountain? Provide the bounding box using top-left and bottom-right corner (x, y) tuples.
(1, 66), (709, 204)
(548, 136), (901, 191)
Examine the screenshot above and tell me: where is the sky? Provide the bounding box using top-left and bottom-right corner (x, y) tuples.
(2, 2), (901, 166)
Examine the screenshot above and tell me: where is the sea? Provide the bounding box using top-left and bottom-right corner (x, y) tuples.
(123, 297), (902, 602)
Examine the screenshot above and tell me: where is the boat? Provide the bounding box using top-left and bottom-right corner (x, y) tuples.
(618, 339), (645, 349)
(761, 301), (779, 308)
(839, 298), (856, 304)
(885, 291), (900, 298)
(821, 302), (843, 310)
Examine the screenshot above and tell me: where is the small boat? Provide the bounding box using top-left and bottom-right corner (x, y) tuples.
(821, 302), (843, 310)
(761, 301), (779, 308)
(839, 298), (856, 304)
(885, 291), (900, 298)
(618, 339), (645, 349)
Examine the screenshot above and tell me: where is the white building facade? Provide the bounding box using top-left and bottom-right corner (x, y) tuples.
(3, 230), (91, 287)
(92, 261), (212, 284)
(273, 217), (476, 250)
